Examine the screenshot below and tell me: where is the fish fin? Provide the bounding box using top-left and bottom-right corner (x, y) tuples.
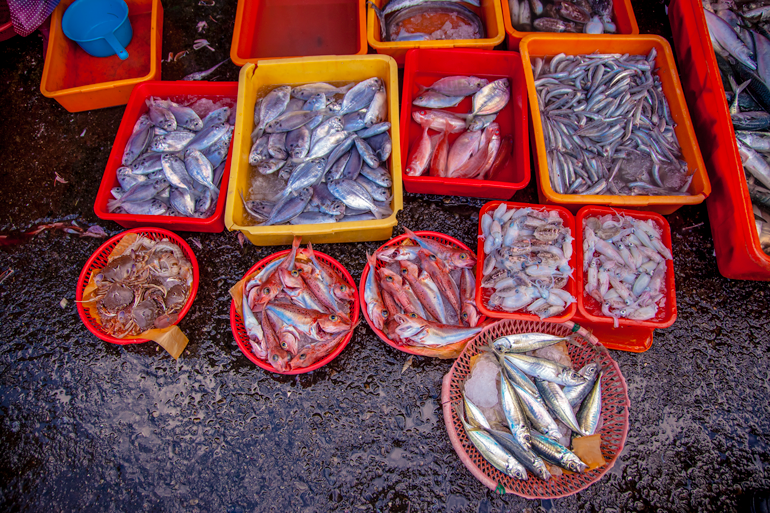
(367, 1), (387, 40)
(106, 198), (122, 212)
(306, 241), (323, 270)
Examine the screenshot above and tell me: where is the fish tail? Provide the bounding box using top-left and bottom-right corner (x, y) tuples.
(367, 1), (387, 40)
(306, 241), (322, 270)
(107, 198), (123, 212)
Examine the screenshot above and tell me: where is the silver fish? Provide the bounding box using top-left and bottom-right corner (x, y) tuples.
(364, 89), (387, 127)
(342, 110), (368, 132)
(169, 188), (197, 217)
(328, 151), (352, 181)
(354, 137), (380, 168)
(509, 379), (561, 440)
(356, 122), (391, 139)
(412, 91), (465, 109)
(157, 101), (203, 131)
(503, 353), (585, 386)
(282, 158), (327, 197)
(500, 371), (531, 449)
(268, 132), (288, 160)
(150, 130), (196, 152)
(529, 431), (588, 473)
(257, 158), (287, 175)
(184, 148), (217, 193)
(255, 85), (292, 139)
(484, 427), (552, 480)
(249, 135), (271, 166)
(266, 110), (326, 133)
(457, 413), (528, 480)
(419, 75), (489, 97)
(161, 154), (196, 194)
(307, 131), (350, 160)
(341, 147), (363, 181)
(120, 198), (169, 216)
(291, 82), (354, 100)
(122, 126), (152, 165)
(492, 333), (569, 353)
(289, 212), (343, 224)
(576, 371), (603, 436)
(107, 179), (168, 211)
(357, 175), (392, 202)
(303, 92), (327, 112)
(563, 362), (600, 408)
(310, 116), (344, 149)
(203, 106), (231, 128)
(148, 103), (177, 131)
(286, 126), (311, 160)
(472, 78), (510, 117)
(367, 132), (393, 161)
(187, 123), (228, 151)
(535, 378), (586, 435)
(130, 153), (163, 175)
(339, 77), (382, 115)
(263, 188), (313, 226)
(182, 58), (229, 81)
(327, 178), (389, 219)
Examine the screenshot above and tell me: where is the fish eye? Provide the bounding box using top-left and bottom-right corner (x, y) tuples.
(299, 354), (306, 360)
(408, 313), (417, 318)
(401, 268), (408, 275)
(381, 309), (389, 318)
(462, 312), (468, 320)
(429, 254), (437, 261)
(386, 276), (393, 282)
(291, 270), (300, 277)
(271, 354), (278, 362)
(330, 314), (338, 321)
(280, 341), (288, 349)
(460, 253), (468, 260)
(339, 285), (346, 291)
(263, 287), (270, 294)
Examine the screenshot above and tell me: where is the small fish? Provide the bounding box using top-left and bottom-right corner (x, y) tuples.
(418, 75), (489, 97)
(576, 371), (603, 436)
(340, 78), (382, 115)
(503, 353), (586, 386)
(291, 82), (355, 100)
(122, 126), (153, 165)
(529, 431), (588, 473)
(457, 409), (528, 480)
(182, 58), (230, 81)
(412, 91), (465, 109)
(536, 378), (587, 435)
(491, 333), (569, 353)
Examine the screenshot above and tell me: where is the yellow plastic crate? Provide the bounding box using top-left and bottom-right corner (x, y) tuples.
(225, 55), (403, 246)
(366, 0), (505, 66)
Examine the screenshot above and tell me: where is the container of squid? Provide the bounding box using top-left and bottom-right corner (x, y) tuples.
(366, 0), (505, 67)
(519, 33), (711, 215)
(225, 54), (403, 246)
(230, 0), (367, 66)
(668, 0), (770, 280)
(501, 0), (638, 50)
(574, 205), (677, 353)
(400, 48), (530, 199)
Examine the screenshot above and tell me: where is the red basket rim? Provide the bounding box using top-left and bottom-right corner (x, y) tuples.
(75, 227), (200, 345)
(575, 205), (677, 329)
(474, 201), (578, 323)
(441, 318), (630, 499)
(230, 249), (360, 375)
(358, 230), (483, 357)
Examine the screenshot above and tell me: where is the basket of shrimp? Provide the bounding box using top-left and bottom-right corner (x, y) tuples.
(576, 205), (676, 329)
(76, 228), (199, 349)
(476, 201), (577, 323)
(441, 319), (629, 498)
(359, 228), (484, 359)
(230, 237), (359, 374)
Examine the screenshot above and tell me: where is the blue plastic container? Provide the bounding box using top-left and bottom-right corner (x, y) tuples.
(62, 0), (133, 60)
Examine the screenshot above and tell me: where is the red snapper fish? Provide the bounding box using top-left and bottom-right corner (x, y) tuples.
(402, 227), (476, 268)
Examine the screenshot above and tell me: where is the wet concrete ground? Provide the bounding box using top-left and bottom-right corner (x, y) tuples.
(1, 1), (769, 511)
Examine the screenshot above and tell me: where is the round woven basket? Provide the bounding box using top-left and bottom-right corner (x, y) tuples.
(231, 249), (359, 375)
(441, 318), (629, 498)
(358, 230), (482, 358)
(75, 227), (200, 345)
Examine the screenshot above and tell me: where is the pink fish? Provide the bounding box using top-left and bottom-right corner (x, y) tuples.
(417, 249), (462, 319)
(402, 227), (476, 269)
(405, 124), (434, 177)
(412, 109), (466, 133)
(445, 130), (483, 177)
(460, 268), (480, 327)
(399, 260), (447, 323)
(429, 130), (450, 177)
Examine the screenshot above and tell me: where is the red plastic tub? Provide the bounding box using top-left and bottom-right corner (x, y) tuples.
(669, 0), (770, 280)
(359, 230), (481, 358)
(475, 201), (577, 323)
(94, 81), (237, 233)
(400, 49), (530, 199)
(76, 227), (199, 345)
(575, 206), (677, 330)
(231, 249), (359, 375)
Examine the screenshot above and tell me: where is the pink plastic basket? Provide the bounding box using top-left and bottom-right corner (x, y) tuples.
(231, 249), (360, 375)
(441, 318), (630, 498)
(75, 227), (199, 345)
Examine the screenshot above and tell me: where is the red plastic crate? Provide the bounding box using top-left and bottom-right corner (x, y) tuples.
(575, 206), (677, 331)
(230, 249), (359, 375)
(94, 81), (237, 233)
(400, 49), (530, 199)
(669, 0), (770, 280)
(474, 201), (577, 323)
(76, 228), (199, 345)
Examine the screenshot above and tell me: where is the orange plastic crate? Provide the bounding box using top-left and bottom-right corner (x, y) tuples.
(40, 0), (162, 113)
(519, 34), (711, 215)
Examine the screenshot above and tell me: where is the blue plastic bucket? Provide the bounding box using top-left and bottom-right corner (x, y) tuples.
(62, 0), (133, 60)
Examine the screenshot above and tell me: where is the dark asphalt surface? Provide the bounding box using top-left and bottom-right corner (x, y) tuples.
(1, 1), (769, 511)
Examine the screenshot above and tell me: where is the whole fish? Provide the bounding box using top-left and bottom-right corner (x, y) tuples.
(536, 378), (587, 435)
(413, 91), (465, 109)
(291, 82), (355, 100)
(457, 410), (528, 480)
(203, 106), (231, 128)
(509, 379), (561, 440)
(429, 130), (450, 177)
(399, 260), (448, 323)
(286, 126), (311, 159)
(360, 164), (392, 188)
(262, 310), (291, 372)
(576, 371), (603, 436)
(503, 353), (585, 386)
(356, 122), (391, 139)
(403, 227), (476, 268)
(419, 75), (489, 97)
(182, 58), (230, 81)
(303, 92), (327, 112)
(354, 137), (380, 168)
(161, 155), (196, 194)
(484, 427), (552, 480)
(156, 100), (204, 131)
(340, 78), (382, 115)
(445, 130), (483, 177)
(184, 148), (218, 193)
(107, 179), (168, 211)
(471, 79), (511, 118)
(365, 252), (389, 331)
(281, 159), (327, 198)
(148, 103), (177, 131)
(122, 126), (153, 165)
(492, 333), (569, 353)
(341, 148), (364, 181)
(365, 89), (388, 127)
(356, 175), (392, 202)
(529, 431), (588, 473)
(169, 188), (197, 217)
(268, 132), (289, 160)
(459, 268), (480, 327)
(412, 109), (466, 132)
(393, 313), (482, 347)
(405, 124), (434, 176)
(417, 249), (462, 318)
(342, 110), (368, 132)
(262, 188), (313, 226)
(187, 122), (229, 151)
(327, 179), (391, 219)
(266, 110), (327, 133)
(563, 362), (600, 408)
(500, 371), (532, 449)
(311, 116), (345, 149)
(254, 85), (292, 139)
(131, 153), (164, 175)
(704, 9), (756, 71)
(119, 198), (169, 216)
(117, 167), (146, 190)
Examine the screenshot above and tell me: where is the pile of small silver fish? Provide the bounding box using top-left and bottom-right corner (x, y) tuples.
(112, 98), (234, 217)
(241, 238), (357, 372)
(369, 0), (484, 42)
(480, 204), (576, 319)
(534, 50), (695, 196)
(509, 0), (617, 34)
(459, 333), (602, 481)
(406, 76), (512, 179)
(703, 0), (770, 255)
(243, 78), (394, 226)
(364, 228), (483, 348)
(86, 236), (194, 338)
(583, 214), (671, 327)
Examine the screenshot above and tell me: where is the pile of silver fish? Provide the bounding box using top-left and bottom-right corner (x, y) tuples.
(406, 76), (512, 179)
(583, 214), (671, 327)
(459, 333), (602, 481)
(241, 238), (357, 372)
(369, 0), (484, 42)
(111, 98), (234, 217)
(86, 236), (194, 338)
(365, 228), (483, 348)
(703, 0), (770, 255)
(534, 50), (695, 196)
(480, 204), (576, 319)
(243, 78), (394, 226)
(509, 0), (617, 34)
